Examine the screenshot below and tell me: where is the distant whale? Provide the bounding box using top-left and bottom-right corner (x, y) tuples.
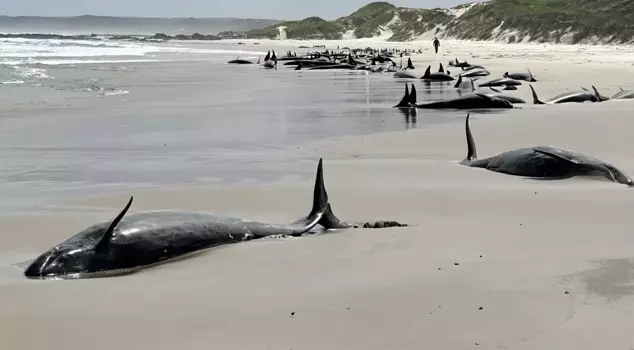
(421, 65), (454, 82)
(610, 87), (634, 100)
(24, 159), (406, 280)
(394, 83), (512, 109)
(476, 77), (522, 88)
(227, 56), (260, 65)
(529, 85), (608, 104)
(460, 68), (490, 78)
(504, 69), (537, 82)
(460, 113), (633, 186)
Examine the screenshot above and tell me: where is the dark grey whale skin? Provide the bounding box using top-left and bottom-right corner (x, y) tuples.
(24, 159), (353, 280)
(393, 83), (513, 110)
(460, 114), (634, 187)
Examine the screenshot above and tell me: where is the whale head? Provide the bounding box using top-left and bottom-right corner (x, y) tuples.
(24, 243), (98, 279)
(24, 197), (135, 279)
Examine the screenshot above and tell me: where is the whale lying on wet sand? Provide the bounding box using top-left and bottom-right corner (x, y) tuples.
(460, 114), (633, 187)
(24, 159), (407, 280)
(530, 85), (608, 104)
(421, 66), (454, 82)
(504, 69), (537, 82)
(394, 84), (512, 110)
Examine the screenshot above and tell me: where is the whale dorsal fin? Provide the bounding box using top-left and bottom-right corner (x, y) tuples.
(423, 66), (431, 79)
(621, 87), (624, 91)
(528, 68), (535, 81)
(581, 87), (588, 91)
(439, 63), (445, 73)
(463, 113), (477, 163)
(95, 196), (134, 254)
(529, 84), (545, 104)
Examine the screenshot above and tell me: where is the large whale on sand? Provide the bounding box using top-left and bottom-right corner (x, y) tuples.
(421, 65), (455, 82)
(504, 69), (536, 82)
(529, 85), (608, 104)
(460, 113), (634, 186)
(460, 68), (490, 78)
(476, 77), (522, 88)
(394, 83), (512, 109)
(24, 159), (406, 280)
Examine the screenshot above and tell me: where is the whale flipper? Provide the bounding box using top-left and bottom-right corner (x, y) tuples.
(454, 75), (463, 88)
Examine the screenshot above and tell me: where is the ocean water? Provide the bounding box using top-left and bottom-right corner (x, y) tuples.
(0, 37), (495, 213)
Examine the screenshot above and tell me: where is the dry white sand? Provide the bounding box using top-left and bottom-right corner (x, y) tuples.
(3, 39), (634, 350)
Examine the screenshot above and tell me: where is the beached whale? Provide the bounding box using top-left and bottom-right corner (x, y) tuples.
(476, 77), (522, 88)
(449, 58), (471, 68)
(394, 84), (512, 109)
(484, 87), (526, 104)
(504, 69), (536, 82)
(610, 87), (634, 100)
(227, 57), (258, 65)
(529, 85), (608, 104)
(421, 65), (454, 82)
(24, 159), (406, 280)
(460, 68), (490, 78)
(460, 114), (633, 186)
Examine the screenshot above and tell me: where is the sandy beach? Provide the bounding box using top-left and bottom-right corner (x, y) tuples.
(2, 38), (634, 349)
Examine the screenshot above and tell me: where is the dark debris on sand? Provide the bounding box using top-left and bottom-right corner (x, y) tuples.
(357, 221), (409, 229)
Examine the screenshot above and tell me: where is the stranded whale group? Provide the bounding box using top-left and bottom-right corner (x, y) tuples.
(390, 54), (633, 188)
(22, 49), (634, 281)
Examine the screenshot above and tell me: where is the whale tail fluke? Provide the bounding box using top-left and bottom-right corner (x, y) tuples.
(288, 159), (353, 234)
(529, 85), (545, 105)
(461, 113), (478, 165)
(409, 84), (417, 105)
(394, 83), (412, 108)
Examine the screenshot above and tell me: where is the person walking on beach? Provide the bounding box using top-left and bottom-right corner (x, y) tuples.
(433, 37), (440, 54)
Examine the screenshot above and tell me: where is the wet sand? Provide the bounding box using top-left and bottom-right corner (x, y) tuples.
(3, 40), (634, 349)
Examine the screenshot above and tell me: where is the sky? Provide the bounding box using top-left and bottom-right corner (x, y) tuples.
(0, 0), (483, 20)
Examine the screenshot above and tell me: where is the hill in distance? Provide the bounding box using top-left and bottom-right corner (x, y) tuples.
(243, 0), (634, 45)
(0, 15), (281, 35)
